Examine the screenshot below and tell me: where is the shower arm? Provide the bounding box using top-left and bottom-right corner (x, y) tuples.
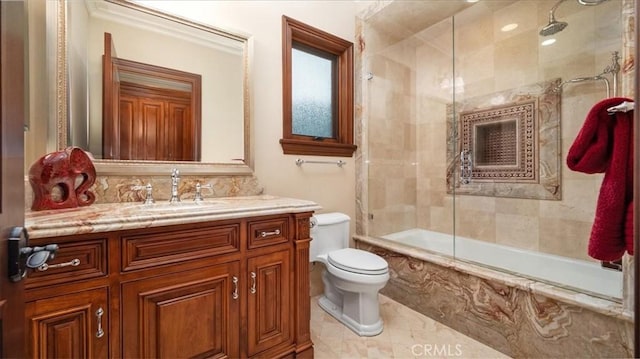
(554, 52), (620, 98)
(547, 0), (568, 22)
(548, 0), (610, 21)
(598, 77), (612, 98)
(556, 76), (610, 98)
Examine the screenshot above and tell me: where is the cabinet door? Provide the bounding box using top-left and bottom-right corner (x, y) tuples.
(25, 287), (108, 359)
(121, 261), (240, 359)
(247, 250), (292, 357)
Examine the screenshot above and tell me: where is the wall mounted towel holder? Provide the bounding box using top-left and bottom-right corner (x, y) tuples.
(295, 158), (346, 167)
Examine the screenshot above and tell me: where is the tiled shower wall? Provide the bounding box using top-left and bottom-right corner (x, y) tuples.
(364, 0), (627, 262)
(366, 39), (418, 236)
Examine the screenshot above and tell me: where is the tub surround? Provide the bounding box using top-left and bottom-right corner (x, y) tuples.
(355, 235), (633, 358)
(383, 228), (623, 299)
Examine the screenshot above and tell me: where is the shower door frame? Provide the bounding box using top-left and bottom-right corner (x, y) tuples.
(633, 3), (639, 356)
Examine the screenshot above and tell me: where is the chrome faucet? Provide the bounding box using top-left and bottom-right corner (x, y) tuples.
(170, 168), (181, 203)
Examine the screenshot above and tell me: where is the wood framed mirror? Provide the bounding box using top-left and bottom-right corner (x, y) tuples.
(26, 0), (253, 175)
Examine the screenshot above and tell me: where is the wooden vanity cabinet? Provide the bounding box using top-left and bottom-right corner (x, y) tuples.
(121, 260), (241, 358)
(24, 212), (314, 359)
(25, 287), (109, 359)
(247, 249), (292, 357)
(24, 233), (110, 359)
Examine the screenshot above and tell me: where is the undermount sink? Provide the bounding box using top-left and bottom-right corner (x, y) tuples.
(139, 201), (227, 212)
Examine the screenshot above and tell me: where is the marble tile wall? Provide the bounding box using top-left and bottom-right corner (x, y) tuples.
(359, 0), (627, 262)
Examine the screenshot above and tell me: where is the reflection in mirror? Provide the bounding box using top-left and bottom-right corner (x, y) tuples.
(102, 33), (203, 161)
(26, 0), (252, 175)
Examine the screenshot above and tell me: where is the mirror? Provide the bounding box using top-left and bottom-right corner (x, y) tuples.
(29, 0), (252, 175)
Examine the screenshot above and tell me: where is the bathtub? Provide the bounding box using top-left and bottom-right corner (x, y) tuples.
(354, 233), (632, 358)
(382, 228), (623, 299)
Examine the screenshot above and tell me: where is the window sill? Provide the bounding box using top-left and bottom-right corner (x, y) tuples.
(279, 138), (356, 157)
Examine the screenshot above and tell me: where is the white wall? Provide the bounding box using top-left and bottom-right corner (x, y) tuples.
(140, 1), (358, 226)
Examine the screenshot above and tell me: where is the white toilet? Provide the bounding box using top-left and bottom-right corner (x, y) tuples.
(310, 212), (389, 336)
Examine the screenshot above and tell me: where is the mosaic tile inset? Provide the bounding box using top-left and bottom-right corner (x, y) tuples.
(446, 78), (561, 200)
(460, 100), (538, 182)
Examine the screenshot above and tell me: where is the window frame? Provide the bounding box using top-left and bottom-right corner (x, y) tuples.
(280, 15), (356, 157)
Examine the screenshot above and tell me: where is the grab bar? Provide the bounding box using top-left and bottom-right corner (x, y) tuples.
(295, 158), (346, 168)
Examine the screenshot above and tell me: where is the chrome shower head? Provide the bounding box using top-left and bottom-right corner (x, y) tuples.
(540, 0), (610, 37)
(540, 0), (568, 37)
(577, 0), (609, 5)
(539, 19), (568, 36)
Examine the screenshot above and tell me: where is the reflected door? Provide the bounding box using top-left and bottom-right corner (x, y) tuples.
(118, 85), (194, 161)
(102, 32), (201, 161)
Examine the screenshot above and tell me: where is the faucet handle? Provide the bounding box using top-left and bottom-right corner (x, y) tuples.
(194, 182), (213, 203)
(131, 183), (155, 204)
(169, 168), (181, 203)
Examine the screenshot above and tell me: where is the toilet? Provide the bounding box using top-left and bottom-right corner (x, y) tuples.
(310, 212), (389, 336)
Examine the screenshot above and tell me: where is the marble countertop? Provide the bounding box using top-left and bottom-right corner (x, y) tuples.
(25, 195), (321, 239)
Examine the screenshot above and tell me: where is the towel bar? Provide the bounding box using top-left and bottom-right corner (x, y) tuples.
(295, 158), (346, 167)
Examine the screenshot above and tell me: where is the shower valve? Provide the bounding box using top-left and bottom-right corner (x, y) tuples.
(460, 150), (473, 185)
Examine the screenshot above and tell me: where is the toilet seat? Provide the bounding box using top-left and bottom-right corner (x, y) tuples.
(327, 248), (388, 276)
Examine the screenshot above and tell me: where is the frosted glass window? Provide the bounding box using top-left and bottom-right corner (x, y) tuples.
(281, 16), (355, 157)
(292, 47), (334, 138)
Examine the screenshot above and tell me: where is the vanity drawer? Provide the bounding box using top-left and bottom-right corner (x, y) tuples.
(248, 217), (289, 249)
(121, 223), (241, 271)
(26, 238), (108, 289)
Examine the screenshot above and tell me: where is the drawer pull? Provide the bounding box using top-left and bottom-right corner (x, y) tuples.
(95, 307), (105, 338)
(232, 276), (239, 300)
(37, 258), (80, 272)
(250, 272), (256, 294)
(260, 229), (280, 238)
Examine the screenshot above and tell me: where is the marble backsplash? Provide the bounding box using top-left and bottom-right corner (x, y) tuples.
(25, 174), (264, 210)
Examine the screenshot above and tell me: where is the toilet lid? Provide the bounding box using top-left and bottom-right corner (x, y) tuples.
(328, 248), (388, 275)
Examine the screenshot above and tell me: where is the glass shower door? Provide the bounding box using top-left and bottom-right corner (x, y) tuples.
(450, 0), (625, 299)
(364, 11), (456, 257)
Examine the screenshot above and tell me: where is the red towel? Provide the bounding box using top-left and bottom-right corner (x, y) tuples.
(567, 97), (634, 261)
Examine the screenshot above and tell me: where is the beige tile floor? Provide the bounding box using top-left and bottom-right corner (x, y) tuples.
(311, 295), (510, 359)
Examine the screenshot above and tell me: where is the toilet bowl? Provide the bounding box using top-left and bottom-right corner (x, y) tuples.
(310, 213), (389, 336)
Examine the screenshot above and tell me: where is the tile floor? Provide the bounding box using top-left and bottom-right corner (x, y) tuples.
(310, 295), (509, 359)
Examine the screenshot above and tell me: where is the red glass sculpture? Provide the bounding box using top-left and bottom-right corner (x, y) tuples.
(29, 147), (96, 211)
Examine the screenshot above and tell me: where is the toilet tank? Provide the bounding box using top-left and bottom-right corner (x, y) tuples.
(309, 212), (350, 262)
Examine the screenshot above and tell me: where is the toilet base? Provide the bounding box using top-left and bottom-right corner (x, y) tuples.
(318, 295), (384, 337)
